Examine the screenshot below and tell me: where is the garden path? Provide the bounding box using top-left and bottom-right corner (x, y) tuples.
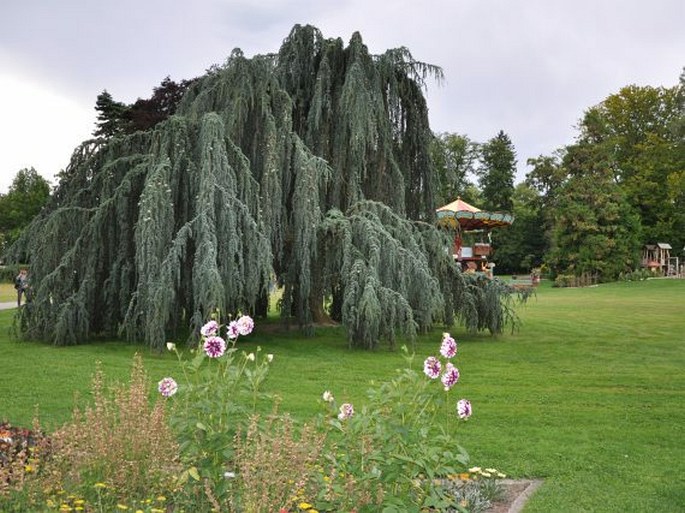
(0, 302), (17, 310)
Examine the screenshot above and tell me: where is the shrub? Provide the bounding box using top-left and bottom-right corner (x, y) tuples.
(553, 273), (598, 288)
(619, 268), (651, 282)
(38, 355), (180, 507)
(440, 466), (507, 512)
(233, 411), (326, 512)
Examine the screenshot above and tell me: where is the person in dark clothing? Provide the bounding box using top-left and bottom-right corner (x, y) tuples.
(14, 269), (28, 307)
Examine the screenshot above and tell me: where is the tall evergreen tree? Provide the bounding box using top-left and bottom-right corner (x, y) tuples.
(92, 90), (128, 138)
(476, 130), (516, 212)
(9, 25), (518, 348)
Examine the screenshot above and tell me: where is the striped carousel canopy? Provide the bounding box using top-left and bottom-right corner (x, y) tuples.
(436, 197), (514, 231)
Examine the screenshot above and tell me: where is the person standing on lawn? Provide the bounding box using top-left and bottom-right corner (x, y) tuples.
(14, 268), (29, 307)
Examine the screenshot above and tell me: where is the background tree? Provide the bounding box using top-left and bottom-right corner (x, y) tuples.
(0, 168), (51, 257)
(546, 142), (642, 281)
(124, 76), (197, 133)
(92, 90), (127, 138)
(93, 78), (197, 138)
(576, 83), (684, 251)
(489, 183), (546, 274)
(475, 130), (517, 271)
(476, 130), (516, 212)
(522, 152), (568, 269)
(430, 132), (478, 206)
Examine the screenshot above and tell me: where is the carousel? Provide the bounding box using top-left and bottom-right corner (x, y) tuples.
(436, 197), (514, 275)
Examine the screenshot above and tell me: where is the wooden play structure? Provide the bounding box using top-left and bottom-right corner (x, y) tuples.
(641, 243), (682, 277)
(435, 197), (514, 276)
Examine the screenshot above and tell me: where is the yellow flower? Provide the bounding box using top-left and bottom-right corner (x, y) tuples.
(94, 482), (107, 489)
(116, 505), (129, 511)
(75, 508), (84, 512)
(73, 500), (85, 506)
(59, 506), (72, 512)
(46, 499), (56, 508)
(156, 495), (167, 502)
(322, 475), (331, 483)
(136, 510), (144, 513)
(298, 502), (313, 510)
(24, 464), (34, 473)
(151, 509), (166, 513)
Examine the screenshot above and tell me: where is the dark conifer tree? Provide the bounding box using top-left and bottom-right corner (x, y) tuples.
(92, 90), (128, 138)
(477, 130), (516, 212)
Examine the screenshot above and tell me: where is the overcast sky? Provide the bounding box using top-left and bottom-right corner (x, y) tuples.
(1, 0), (682, 193)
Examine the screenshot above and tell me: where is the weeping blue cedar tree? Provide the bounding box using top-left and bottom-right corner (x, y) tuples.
(9, 25), (518, 349)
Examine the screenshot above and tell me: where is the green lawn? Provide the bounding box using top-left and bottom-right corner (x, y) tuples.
(1, 279), (683, 512)
(0, 282), (17, 302)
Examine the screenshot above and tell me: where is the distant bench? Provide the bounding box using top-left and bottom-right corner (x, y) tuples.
(508, 276), (537, 290)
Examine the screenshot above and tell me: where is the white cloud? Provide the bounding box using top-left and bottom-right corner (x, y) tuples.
(0, 73), (94, 193)
(0, 0), (682, 189)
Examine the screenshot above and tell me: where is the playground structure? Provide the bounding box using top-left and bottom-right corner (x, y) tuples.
(641, 243), (684, 277)
(435, 197), (515, 277)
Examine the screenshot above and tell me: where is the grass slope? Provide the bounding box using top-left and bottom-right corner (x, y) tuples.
(0, 279), (683, 512)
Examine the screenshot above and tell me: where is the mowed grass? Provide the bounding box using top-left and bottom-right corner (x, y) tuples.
(0, 282), (17, 302)
(0, 279), (683, 512)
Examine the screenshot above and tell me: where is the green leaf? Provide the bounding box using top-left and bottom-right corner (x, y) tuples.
(188, 466), (201, 481)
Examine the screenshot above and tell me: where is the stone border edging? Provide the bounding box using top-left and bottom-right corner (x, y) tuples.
(502, 479), (544, 513)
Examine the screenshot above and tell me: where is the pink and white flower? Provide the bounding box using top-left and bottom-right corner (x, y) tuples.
(200, 320), (219, 337)
(440, 333), (457, 359)
(158, 377), (178, 398)
(441, 362), (460, 391)
(203, 336), (227, 358)
(456, 398), (472, 419)
(338, 403), (354, 420)
(423, 356), (442, 379)
(226, 321), (240, 340)
(236, 315), (254, 336)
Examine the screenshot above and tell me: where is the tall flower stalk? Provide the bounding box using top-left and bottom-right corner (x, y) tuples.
(161, 315), (274, 505)
(316, 333), (472, 511)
